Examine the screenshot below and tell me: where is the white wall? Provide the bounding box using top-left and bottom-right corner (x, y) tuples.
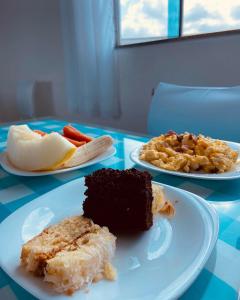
(0, 0), (66, 122)
(116, 33), (240, 133)
(69, 33), (240, 134)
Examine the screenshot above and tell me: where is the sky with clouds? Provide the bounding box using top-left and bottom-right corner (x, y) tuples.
(120, 0), (240, 40)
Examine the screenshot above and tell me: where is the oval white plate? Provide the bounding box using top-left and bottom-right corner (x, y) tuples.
(0, 178), (218, 300)
(0, 146), (116, 176)
(130, 141), (240, 180)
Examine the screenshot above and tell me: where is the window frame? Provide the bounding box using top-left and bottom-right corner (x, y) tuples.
(114, 0), (240, 48)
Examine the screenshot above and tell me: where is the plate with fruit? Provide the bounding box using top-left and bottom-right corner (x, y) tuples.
(0, 124), (116, 176)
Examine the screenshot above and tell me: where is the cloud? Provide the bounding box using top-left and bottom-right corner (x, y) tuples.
(197, 23), (229, 34)
(231, 5), (240, 19)
(120, 0), (130, 6)
(142, 2), (166, 21)
(183, 0), (240, 35)
(122, 27), (153, 39)
(184, 4), (220, 23)
(120, 0), (168, 39)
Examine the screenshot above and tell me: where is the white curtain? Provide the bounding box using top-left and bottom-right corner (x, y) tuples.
(60, 0), (121, 119)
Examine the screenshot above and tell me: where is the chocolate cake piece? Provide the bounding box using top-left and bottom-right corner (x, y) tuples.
(83, 168), (153, 233)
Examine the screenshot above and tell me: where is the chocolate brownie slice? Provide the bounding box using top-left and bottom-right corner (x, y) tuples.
(83, 168), (153, 233)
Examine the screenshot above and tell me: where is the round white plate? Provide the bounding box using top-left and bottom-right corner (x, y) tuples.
(0, 178), (218, 300)
(0, 146), (116, 176)
(130, 141), (240, 180)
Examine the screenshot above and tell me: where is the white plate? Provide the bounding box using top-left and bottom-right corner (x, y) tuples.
(0, 178), (218, 300)
(130, 141), (240, 180)
(0, 146), (116, 176)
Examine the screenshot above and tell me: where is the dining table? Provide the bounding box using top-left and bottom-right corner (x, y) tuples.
(0, 118), (239, 300)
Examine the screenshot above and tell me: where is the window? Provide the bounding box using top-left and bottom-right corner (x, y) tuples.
(116, 0), (240, 46)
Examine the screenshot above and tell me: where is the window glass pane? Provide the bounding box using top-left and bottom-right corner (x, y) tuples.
(119, 0), (180, 44)
(183, 0), (240, 35)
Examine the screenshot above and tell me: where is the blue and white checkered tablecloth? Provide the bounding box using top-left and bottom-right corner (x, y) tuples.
(0, 119), (239, 300)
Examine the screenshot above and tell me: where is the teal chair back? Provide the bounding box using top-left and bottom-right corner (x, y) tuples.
(148, 82), (240, 142)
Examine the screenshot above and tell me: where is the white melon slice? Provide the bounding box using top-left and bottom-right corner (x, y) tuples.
(7, 125), (77, 171)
